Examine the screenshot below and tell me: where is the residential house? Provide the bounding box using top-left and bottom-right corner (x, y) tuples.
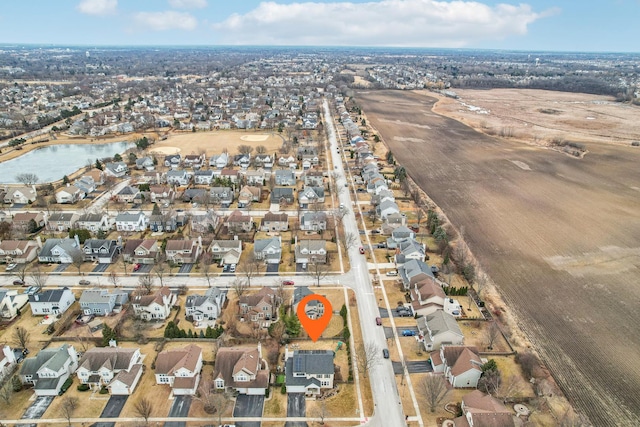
(376, 199), (400, 220)
(220, 168), (240, 184)
(298, 187), (325, 209)
(164, 154), (181, 168)
(278, 155), (296, 168)
(0, 288), (29, 321)
(149, 186), (174, 204)
(303, 170), (324, 187)
(430, 345), (484, 388)
(400, 259), (437, 290)
(83, 239), (120, 263)
(417, 310), (464, 351)
(209, 187), (234, 208)
(410, 278), (447, 317)
(135, 156), (155, 170)
(453, 390), (516, 427)
(371, 188), (395, 207)
(29, 287), (75, 316)
(238, 185), (261, 208)
(0, 345), (18, 382)
(232, 154), (251, 169)
(284, 349), (335, 396)
(183, 153), (206, 169)
(299, 211), (327, 231)
(208, 238), (242, 266)
(149, 214), (177, 233)
(191, 211), (219, 234)
(270, 187), (295, 207)
(55, 185), (84, 204)
(292, 287), (325, 320)
(227, 210), (253, 233)
(166, 170), (190, 186)
(116, 186), (140, 203)
(122, 239), (159, 264)
(182, 188), (207, 203)
(132, 287), (176, 321)
(275, 169), (296, 186)
(254, 237), (282, 264)
(386, 226), (416, 249)
(261, 212), (288, 232)
(165, 238), (202, 264)
(239, 287), (278, 327)
(84, 169), (105, 186)
(79, 288), (129, 316)
(46, 212), (79, 232)
(76, 212), (112, 232)
(19, 344), (79, 396)
(245, 169), (266, 186)
(74, 176), (96, 194)
(76, 346), (143, 395)
(3, 185), (37, 205)
(193, 169), (215, 185)
(295, 239), (327, 265)
(13, 212), (45, 232)
(394, 238), (426, 264)
(0, 240), (38, 264)
(209, 153), (229, 169)
(213, 345), (268, 395)
(185, 288), (227, 322)
(104, 162), (129, 178)
(115, 212), (148, 232)
(38, 237), (81, 263)
(254, 154), (273, 169)
(155, 344), (203, 395)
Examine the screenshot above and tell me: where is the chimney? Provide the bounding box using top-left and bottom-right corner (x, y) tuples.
(109, 339), (117, 348)
(73, 233), (81, 248)
(34, 294), (39, 301)
(257, 341), (262, 358)
(233, 235), (238, 241)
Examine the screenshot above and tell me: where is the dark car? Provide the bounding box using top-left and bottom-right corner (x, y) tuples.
(402, 330), (416, 336)
(396, 308), (413, 317)
(382, 349), (390, 359)
(79, 279), (91, 286)
(133, 263), (141, 272)
(13, 279), (25, 286)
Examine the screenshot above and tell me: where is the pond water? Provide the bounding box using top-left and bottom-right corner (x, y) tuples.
(0, 141), (134, 184)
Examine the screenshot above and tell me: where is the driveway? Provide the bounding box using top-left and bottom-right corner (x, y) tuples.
(233, 394), (264, 427)
(133, 264), (153, 274)
(22, 396), (54, 421)
(91, 263), (111, 273)
(53, 263), (69, 273)
(177, 263), (193, 274)
(285, 393), (308, 427)
(265, 263), (279, 275)
(92, 395), (128, 427)
(392, 360), (433, 375)
(378, 307), (390, 318)
(384, 326), (419, 339)
(164, 395), (192, 427)
(295, 263), (307, 273)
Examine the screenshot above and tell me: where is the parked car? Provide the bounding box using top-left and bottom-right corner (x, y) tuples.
(229, 264), (236, 273)
(283, 280), (295, 286)
(371, 229), (381, 234)
(79, 279), (91, 286)
(402, 330), (416, 336)
(5, 263), (17, 271)
(24, 286), (38, 295)
(13, 279), (25, 286)
(359, 247), (365, 254)
(396, 307), (413, 317)
(133, 263), (142, 272)
(375, 317), (382, 326)
(386, 270), (398, 276)
(382, 349), (390, 359)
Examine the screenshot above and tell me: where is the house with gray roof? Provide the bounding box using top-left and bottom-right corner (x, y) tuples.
(275, 169), (296, 186)
(20, 344), (79, 396)
(83, 239), (120, 263)
(270, 187), (295, 206)
(399, 259), (436, 290)
(209, 187), (234, 208)
(166, 169), (190, 186)
(194, 169), (215, 185)
(135, 156), (155, 171)
(376, 199), (400, 220)
(295, 239), (327, 265)
(394, 238), (426, 265)
(254, 237), (282, 264)
(46, 212), (79, 232)
(0, 288), (28, 320)
(417, 310), (464, 351)
(284, 349), (335, 396)
(208, 238), (242, 266)
(29, 287), (76, 316)
(261, 212), (288, 232)
(104, 161), (128, 178)
(80, 288), (129, 316)
(38, 237), (81, 263)
(298, 187), (325, 209)
(213, 345), (268, 395)
(299, 211), (327, 231)
(185, 288), (227, 322)
(292, 287), (325, 320)
(115, 212), (148, 232)
(76, 212), (112, 232)
(116, 186), (140, 203)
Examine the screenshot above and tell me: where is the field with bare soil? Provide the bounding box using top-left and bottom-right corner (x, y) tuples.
(356, 90), (640, 426)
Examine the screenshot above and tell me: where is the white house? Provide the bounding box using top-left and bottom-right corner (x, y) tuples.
(29, 287), (76, 316)
(37, 237), (81, 264)
(155, 344), (203, 395)
(115, 212), (148, 232)
(3, 185), (37, 205)
(55, 185), (85, 204)
(132, 287), (176, 321)
(76, 212), (112, 232)
(185, 288), (227, 322)
(165, 169), (190, 186)
(20, 345), (79, 396)
(417, 310), (464, 351)
(284, 349), (335, 396)
(104, 161), (129, 178)
(213, 344), (268, 395)
(294, 239), (328, 265)
(208, 238), (243, 266)
(0, 345), (18, 383)
(0, 288), (29, 321)
(76, 345), (144, 395)
(254, 237), (282, 264)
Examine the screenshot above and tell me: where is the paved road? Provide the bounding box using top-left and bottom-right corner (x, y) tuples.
(233, 394), (264, 427)
(285, 393), (307, 427)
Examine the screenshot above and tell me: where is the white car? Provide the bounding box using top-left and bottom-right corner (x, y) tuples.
(5, 263), (17, 272)
(386, 270), (398, 277)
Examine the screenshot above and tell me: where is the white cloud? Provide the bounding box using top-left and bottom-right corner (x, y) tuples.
(212, 0), (553, 47)
(168, 0), (208, 9)
(77, 0), (117, 16)
(134, 11), (198, 31)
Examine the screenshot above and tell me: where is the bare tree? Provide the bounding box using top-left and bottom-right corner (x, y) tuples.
(308, 260), (330, 287)
(121, 254), (129, 275)
(153, 253), (168, 286)
(478, 368), (502, 395)
(0, 381), (13, 405)
(484, 321), (500, 350)
(232, 278), (248, 298)
(200, 251), (213, 287)
(59, 396), (79, 427)
(13, 262), (28, 283)
(134, 397), (153, 425)
(419, 374), (449, 413)
(238, 252), (263, 286)
(108, 271), (119, 288)
(15, 173), (39, 186)
(30, 266), (48, 291)
(355, 341), (381, 378)
(196, 381), (232, 426)
(340, 231), (359, 252)
(497, 374), (523, 400)
(255, 144), (267, 154)
(237, 144), (253, 155)
(137, 273), (155, 295)
(333, 207), (348, 230)
(475, 271), (488, 299)
(12, 326), (30, 350)
(70, 248), (85, 275)
(515, 351), (538, 380)
(312, 400), (330, 425)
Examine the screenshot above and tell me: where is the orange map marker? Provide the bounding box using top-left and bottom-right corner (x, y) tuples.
(297, 294), (333, 342)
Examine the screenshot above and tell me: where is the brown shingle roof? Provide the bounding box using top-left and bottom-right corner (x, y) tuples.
(239, 287), (275, 309)
(134, 286), (171, 307)
(155, 344), (202, 375)
(462, 390), (515, 427)
(443, 346), (482, 376)
(213, 347), (268, 391)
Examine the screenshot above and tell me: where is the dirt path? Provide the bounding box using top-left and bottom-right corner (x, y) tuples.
(356, 90), (640, 426)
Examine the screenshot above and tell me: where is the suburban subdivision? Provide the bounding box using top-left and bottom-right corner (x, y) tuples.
(1, 47), (638, 427)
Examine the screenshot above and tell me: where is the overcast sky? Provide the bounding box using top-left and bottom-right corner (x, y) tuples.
(0, 0), (637, 52)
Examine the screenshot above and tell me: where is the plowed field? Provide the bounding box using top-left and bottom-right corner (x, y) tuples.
(356, 90), (640, 426)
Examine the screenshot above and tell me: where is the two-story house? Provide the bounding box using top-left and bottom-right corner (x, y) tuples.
(208, 238), (242, 266)
(183, 153), (206, 169)
(270, 187), (295, 207)
(275, 169), (296, 186)
(454, 390), (517, 427)
(116, 186), (140, 203)
(149, 214), (177, 233)
(209, 187), (234, 208)
(295, 239), (327, 265)
(46, 212), (80, 232)
(83, 239), (120, 263)
(410, 278), (447, 317)
(13, 212), (45, 233)
(220, 168), (240, 184)
(298, 187), (325, 209)
(254, 237), (282, 264)
(115, 212), (148, 232)
(0, 345), (17, 383)
(164, 154), (181, 169)
(239, 287), (278, 327)
(76, 345), (143, 395)
(135, 156), (155, 170)
(0, 240), (38, 264)
(185, 288), (227, 323)
(155, 344), (203, 395)
(76, 212), (112, 232)
(303, 170), (324, 187)
(226, 210), (253, 233)
(29, 287), (76, 316)
(209, 153), (229, 169)
(190, 211), (219, 234)
(245, 169), (266, 186)
(284, 349), (335, 396)
(38, 237), (81, 264)
(165, 170), (190, 186)
(104, 161), (129, 178)
(20, 344), (79, 396)
(394, 238), (426, 265)
(417, 310), (464, 351)
(149, 186), (174, 204)
(237, 186), (261, 208)
(400, 259), (438, 291)
(430, 345), (484, 388)
(165, 238), (202, 265)
(55, 185), (85, 204)
(386, 226), (416, 249)
(122, 239), (159, 264)
(261, 212), (288, 232)
(193, 169), (215, 185)
(0, 288), (29, 321)
(292, 287), (325, 320)
(132, 287), (176, 320)
(80, 288), (129, 316)
(3, 185), (37, 205)
(213, 344), (268, 395)
(299, 211), (327, 231)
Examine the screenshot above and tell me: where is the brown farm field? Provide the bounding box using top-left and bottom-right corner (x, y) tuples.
(356, 90), (640, 426)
